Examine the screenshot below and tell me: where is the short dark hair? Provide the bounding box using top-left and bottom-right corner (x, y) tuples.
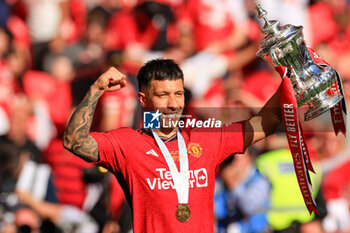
(0, 141), (21, 177)
(137, 58), (184, 92)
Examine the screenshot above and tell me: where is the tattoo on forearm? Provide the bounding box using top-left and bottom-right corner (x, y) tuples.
(64, 88), (102, 162)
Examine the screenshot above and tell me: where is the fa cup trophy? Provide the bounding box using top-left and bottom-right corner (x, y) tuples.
(255, 5), (343, 120)
(255, 5), (346, 214)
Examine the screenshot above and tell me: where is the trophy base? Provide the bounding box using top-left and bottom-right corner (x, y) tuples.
(304, 93), (343, 121)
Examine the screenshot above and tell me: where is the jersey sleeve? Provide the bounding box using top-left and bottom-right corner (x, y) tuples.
(89, 130), (127, 174)
(215, 121), (245, 165)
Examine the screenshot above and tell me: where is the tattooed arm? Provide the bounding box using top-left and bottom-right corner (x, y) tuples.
(63, 67), (127, 162)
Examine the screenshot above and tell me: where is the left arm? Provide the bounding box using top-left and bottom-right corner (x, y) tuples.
(243, 84), (282, 150)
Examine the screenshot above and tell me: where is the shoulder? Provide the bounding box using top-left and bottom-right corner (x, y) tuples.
(91, 127), (138, 142)
(109, 127), (157, 143)
(93, 127), (158, 140)
(106, 127), (136, 134)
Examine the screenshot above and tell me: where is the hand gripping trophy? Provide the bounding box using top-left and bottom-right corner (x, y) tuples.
(255, 5), (347, 214)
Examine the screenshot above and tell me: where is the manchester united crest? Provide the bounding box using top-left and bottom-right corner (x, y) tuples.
(187, 142), (203, 158)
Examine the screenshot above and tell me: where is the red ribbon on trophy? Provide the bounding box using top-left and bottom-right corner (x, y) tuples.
(254, 4), (347, 215)
(280, 75), (319, 214)
(308, 47), (347, 136)
(269, 48), (346, 214)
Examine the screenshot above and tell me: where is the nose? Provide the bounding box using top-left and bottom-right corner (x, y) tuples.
(167, 95), (178, 110)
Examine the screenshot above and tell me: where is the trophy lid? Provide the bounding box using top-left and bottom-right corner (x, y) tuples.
(256, 4), (303, 58)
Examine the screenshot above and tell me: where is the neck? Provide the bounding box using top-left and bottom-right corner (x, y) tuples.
(153, 127), (177, 138)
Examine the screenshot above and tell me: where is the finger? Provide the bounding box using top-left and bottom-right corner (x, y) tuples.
(100, 67), (127, 91)
(107, 78), (126, 90)
(112, 69), (127, 84)
(108, 83), (124, 91)
(109, 78), (119, 85)
(120, 78), (127, 88)
(103, 67), (117, 81)
(109, 75), (126, 86)
(115, 69), (127, 79)
(110, 67), (120, 79)
(108, 66), (119, 74)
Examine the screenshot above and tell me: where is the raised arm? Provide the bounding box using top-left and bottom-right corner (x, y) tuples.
(62, 67), (127, 162)
(243, 84), (282, 150)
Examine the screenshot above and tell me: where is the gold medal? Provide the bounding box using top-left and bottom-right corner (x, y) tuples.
(176, 204), (191, 222)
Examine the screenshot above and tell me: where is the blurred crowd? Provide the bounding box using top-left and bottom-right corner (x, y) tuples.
(0, 0), (350, 232)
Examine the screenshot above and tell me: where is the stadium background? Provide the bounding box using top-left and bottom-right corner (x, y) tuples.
(0, 0), (350, 232)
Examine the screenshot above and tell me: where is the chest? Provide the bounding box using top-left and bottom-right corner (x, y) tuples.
(124, 138), (217, 192)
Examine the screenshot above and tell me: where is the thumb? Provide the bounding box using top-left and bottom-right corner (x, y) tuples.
(108, 78), (127, 91)
(120, 78), (127, 88)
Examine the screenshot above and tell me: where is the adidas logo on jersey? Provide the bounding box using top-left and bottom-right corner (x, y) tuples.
(146, 149), (159, 157)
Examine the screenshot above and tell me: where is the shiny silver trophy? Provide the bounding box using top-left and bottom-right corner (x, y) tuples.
(255, 5), (343, 120)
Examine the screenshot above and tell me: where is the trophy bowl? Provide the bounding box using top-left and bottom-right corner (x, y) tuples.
(255, 5), (343, 121)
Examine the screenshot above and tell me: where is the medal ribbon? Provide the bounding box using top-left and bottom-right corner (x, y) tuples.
(280, 76), (319, 215)
(152, 129), (189, 204)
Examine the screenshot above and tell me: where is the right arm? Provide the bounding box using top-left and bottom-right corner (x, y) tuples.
(62, 67), (127, 162)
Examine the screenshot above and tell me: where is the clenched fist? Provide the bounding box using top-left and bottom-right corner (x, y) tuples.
(93, 67), (127, 92)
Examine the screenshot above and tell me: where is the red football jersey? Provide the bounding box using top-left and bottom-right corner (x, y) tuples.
(90, 122), (244, 233)
(43, 138), (93, 208)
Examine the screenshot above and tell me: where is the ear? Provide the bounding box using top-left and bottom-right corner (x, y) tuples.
(138, 92), (147, 108)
